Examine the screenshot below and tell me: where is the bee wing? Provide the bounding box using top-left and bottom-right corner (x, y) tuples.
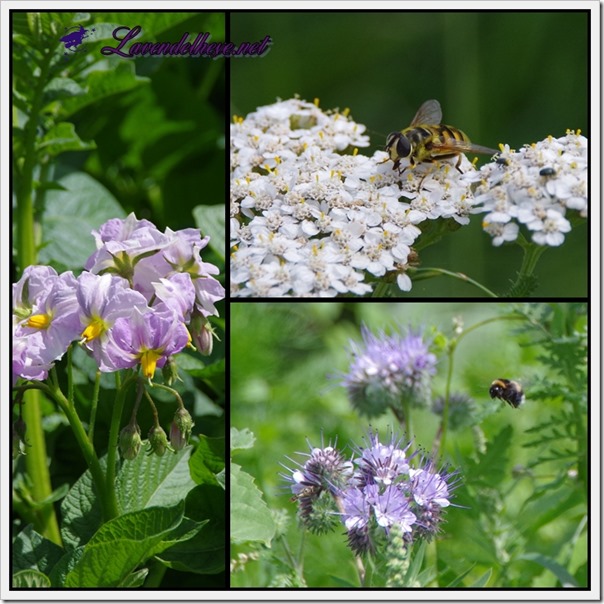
(431, 137), (499, 156)
(410, 99), (443, 126)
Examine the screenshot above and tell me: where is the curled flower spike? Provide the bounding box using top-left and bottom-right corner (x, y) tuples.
(282, 429), (461, 556)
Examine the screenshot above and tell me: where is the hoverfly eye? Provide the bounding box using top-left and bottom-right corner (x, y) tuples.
(396, 135), (411, 158)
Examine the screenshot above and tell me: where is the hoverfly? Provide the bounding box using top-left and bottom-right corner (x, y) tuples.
(386, 99), (499, 174)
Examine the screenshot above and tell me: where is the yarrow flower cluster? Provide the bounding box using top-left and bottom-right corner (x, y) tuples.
(341, 325), (437, 417)
(463, 130), (587, 247)
(230, 98), (487, 297)
(231, 98), (587, 297)
(282, 430), (460, 556)
(12, 213), (225, 384)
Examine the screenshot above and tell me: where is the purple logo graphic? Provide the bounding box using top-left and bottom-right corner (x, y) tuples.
(59, 25), (95, 57)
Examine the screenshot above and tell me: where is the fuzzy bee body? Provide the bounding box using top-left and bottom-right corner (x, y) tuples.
(489, 378), (525, 408)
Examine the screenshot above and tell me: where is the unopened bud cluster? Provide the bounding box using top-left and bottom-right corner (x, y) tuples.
(118, 407), (194, 460)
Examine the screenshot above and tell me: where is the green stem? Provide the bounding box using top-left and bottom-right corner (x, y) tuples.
(372, 281), (392, 297)
(438, 341), (456, 459)
(403, 396), (412, 438)
(19, 390), (62, 545)
(413, 267), (498, 297)
(88, 370), (102, 443)
(518, 239), (548, 276)
(105, 374), (137, 519)
(506, 238), (548, 296)
(44, 381), (111, 519)
(14, 47), (61, 544)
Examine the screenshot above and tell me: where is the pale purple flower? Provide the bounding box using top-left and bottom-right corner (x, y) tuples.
(151, 273), (196, 322)
(13, 270), (81, 379)
(76, 272), (149, 372)
(366, 483), (416, 532)
(12, 331), (53, 382)
(104, 307), (190, 378)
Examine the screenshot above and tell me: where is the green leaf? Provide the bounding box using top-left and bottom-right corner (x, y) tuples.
(230, 462), (275, 546)
(36, 122), (96, 157)
(189, 435), (225, 485)
(469, 568), (492, 587)
(465, 425), (513, 488)
(230, 426), (255, 453)
(39, 171), (125, 271)
(518, 552), (578, 587)
(12, 569), (51, 588)
(63, 502), (185, 587)
(157, 484), (225, 574)
(58, 62), (149, 118)
(43, 77), (86, 101)
(60, 462), (103, 549)
(47, 547), (85, 587)
(116, 445), (197, 514)
(12, 525), (64, 575)
(403, 540), (427, 586)
(118, 568), (149, 588)
(182, 357), (225, 381)
(193, 204), (225, 261)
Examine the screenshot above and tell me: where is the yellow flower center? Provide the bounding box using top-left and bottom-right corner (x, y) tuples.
(140, 349), (162, 379)
(81, 316), (109, 343)
(27, 314), (51, 329)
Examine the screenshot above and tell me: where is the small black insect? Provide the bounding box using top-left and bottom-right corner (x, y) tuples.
(489, 378), (525, 408)
(539, 167), (556, 177)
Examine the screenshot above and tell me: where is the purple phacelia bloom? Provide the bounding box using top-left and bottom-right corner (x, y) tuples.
(342, 325), (437, 417)
(283, 429), (460, 556)
(354, 429), (412, 487)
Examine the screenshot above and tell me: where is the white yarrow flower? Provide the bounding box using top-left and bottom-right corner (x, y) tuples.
(232, 98), (587, 296)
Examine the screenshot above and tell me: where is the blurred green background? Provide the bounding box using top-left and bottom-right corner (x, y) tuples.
(230, 302), (587, 587)
(231, 11), (589, 297)
(58, 12), (225, 233)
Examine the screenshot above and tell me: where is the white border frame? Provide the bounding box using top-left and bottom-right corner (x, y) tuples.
(1, 1), (599, 600)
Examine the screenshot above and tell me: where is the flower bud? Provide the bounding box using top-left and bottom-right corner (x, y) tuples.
(147, 425), (170, 457)
(162, 355), (180, 386)
(169, 407), (195, 450)
(189, 315), (216, 356)
(119, 422), (142, 460)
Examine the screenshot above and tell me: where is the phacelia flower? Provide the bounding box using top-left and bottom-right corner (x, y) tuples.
(342, 324), (437, 417)
(283, 430), (460, 556)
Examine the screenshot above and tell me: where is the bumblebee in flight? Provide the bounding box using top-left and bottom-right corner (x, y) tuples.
(386, 99), (499, 173)
(489, 378), (525, 409)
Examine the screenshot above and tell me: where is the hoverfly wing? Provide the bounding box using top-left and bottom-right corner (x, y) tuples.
(430, 137), (499, 157)
(409, 99), (443, 127)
